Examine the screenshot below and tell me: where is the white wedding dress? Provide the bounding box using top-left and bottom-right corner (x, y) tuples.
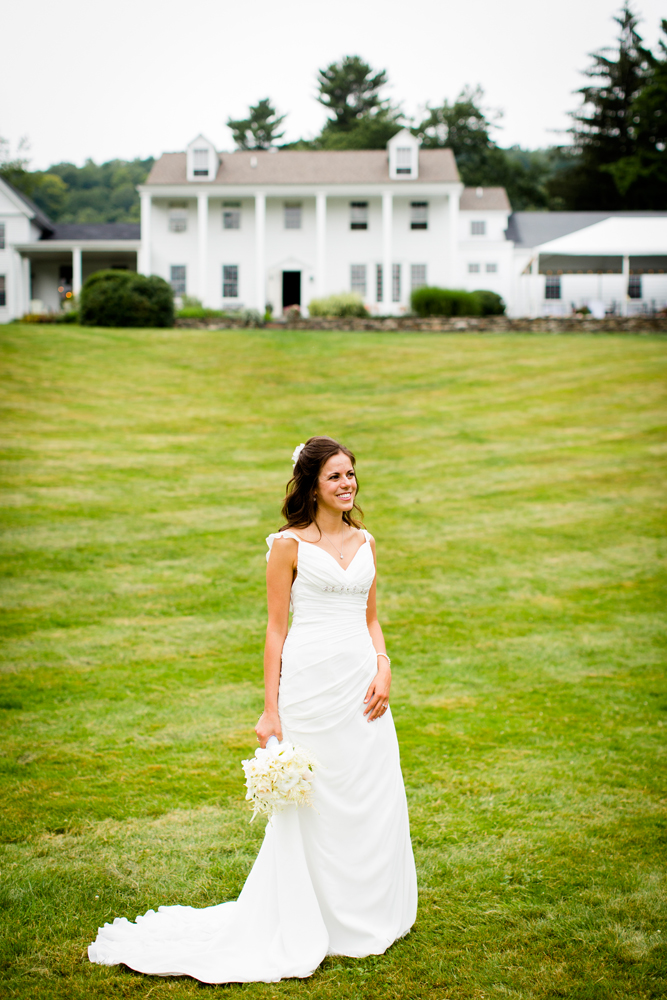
(88, 529), (417, 983)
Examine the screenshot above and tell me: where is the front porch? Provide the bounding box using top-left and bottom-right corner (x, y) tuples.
(14, 240), (140, 315)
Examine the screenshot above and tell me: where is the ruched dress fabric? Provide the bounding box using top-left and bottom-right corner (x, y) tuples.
(88, 530), (417, 983)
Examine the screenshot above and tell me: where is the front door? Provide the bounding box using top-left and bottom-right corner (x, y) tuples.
(282, 271), (301, 310)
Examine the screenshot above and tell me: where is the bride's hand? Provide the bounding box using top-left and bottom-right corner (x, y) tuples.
(363, 663), (391, 721)
(255, 710), (283, 748)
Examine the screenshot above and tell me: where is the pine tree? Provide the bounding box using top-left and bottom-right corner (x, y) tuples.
(604, 18), (667, 207)
(314, 56), (403, 149)
(227, 99), (286, 150)
(557, 2), (653, 208)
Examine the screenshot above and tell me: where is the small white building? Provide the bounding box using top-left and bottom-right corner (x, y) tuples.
(1, 129), (666, 322)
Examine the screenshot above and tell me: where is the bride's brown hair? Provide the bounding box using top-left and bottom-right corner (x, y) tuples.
(281, 436), (364, 531)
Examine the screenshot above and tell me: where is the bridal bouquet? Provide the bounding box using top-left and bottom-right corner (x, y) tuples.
(242, 737), (319, 822)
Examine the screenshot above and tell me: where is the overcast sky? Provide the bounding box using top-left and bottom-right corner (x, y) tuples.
(2, 0), (664, 170)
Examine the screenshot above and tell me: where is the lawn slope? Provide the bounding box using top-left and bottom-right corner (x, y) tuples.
(0, 325), (665, 999)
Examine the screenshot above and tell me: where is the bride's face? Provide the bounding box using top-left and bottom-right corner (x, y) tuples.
(315, 452), (357, 515)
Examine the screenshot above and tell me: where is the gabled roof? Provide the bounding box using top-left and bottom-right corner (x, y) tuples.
(146, 147), (460, 185)
(460, 187), (511, 211)
(507, 210), (667, 249)
(47, 223), (141, 240)
(1, 177), (54, 234)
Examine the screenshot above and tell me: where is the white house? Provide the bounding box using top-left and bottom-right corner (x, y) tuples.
(1, 128), (666, 322)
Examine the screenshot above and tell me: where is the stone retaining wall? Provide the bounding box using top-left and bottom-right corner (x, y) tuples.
(175, 315), (667, 334)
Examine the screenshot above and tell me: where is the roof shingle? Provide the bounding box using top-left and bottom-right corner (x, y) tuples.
(146, 148), (459, 186)
(460, 187), (511, 211)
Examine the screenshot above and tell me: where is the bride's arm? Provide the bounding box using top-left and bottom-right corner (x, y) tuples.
(364, 537), (391, 721)
(255, 537), (296, 747)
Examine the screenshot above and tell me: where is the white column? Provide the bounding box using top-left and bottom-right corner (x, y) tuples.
(72, 247), (82, 298)
(198, 192), (208, 304)
(139, 192), (151, 275)
(382, 191), (392, 310)
(22, 255), (31, 314)
(622, 255), (629, 316)
(530, 255), (539, 318)
(316, 192), (327, 298)
(448, 189), (460, 288)
(255, 192), (266, 312)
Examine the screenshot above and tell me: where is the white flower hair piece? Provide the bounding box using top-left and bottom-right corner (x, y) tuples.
(291, 443), (306, 468)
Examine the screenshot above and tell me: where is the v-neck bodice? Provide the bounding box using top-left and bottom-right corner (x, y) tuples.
(266, 529), (375, 626)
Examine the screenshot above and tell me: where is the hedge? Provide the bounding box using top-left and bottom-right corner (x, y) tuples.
(80, 270), (174, 328)
(410, 286), (506, 318)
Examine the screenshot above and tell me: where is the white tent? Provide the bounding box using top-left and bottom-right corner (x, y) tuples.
(538, 217), (667, 256)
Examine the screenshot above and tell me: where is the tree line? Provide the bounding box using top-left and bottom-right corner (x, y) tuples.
(1, 2), (664, 223)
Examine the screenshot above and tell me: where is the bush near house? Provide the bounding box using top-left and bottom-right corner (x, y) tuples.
(80, 271), (174, 328)
(308, 292), (369, 318)
(474, 289), (506, 315)
(410, 286), (506, 318)
(410, 286), (482, 317)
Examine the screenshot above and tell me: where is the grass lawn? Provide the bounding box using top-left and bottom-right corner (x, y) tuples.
(0, 324), (665, 1000)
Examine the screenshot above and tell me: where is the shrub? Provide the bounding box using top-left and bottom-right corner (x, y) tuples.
(474, 290), (506, 316)
(410, 286), (482, 317)
(176, 307), (226, 319)
(240, 308), (263, 328)
(80, 270), (174, 328)
(308, 292), (368, 318)
(19, 310), (79, 324)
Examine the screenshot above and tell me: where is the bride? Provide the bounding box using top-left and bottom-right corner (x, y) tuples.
(88, 436), (417, 983)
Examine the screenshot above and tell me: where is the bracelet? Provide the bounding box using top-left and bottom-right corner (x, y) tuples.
(376, 652), (391, 666)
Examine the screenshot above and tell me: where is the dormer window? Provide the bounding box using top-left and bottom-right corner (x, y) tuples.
(186, 136), (218, 182)
(193, 149), (209, 176)
(396, 148), (412, 175)
(387, 129), (420, 180)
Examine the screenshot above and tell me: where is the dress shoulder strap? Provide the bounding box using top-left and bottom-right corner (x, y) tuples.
(265, 530), (301, 561)
(361, 529), (373, 543)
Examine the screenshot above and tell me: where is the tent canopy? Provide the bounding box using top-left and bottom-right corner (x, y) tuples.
(537, 217), (667, 256)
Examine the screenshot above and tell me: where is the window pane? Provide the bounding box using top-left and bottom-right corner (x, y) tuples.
(376, 264), (383, 303)
(350, 202), (368, 230)
(169, 212), (187, 233)
(170, 265), (186, 295)
(468, 263), (480, 273)
(0, 275), (5, 306)
(0, 223), (5, 250)
(392, 263), (401, 302)
(410, 202), (428, 230)
(628, 275), (642, 299)
(471, 221), (486, 236)
(411, 264), (427, 291)
(223, 210), (240, 229)
(396, 147), (412, 174)
(485, 262), (498, 273)
(284, 202), (302, 229)
(193, 148), (209, 176)
(351, 264), (366, 296)
(545, 275), (561, 300)
(223, 265), (239, 298)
